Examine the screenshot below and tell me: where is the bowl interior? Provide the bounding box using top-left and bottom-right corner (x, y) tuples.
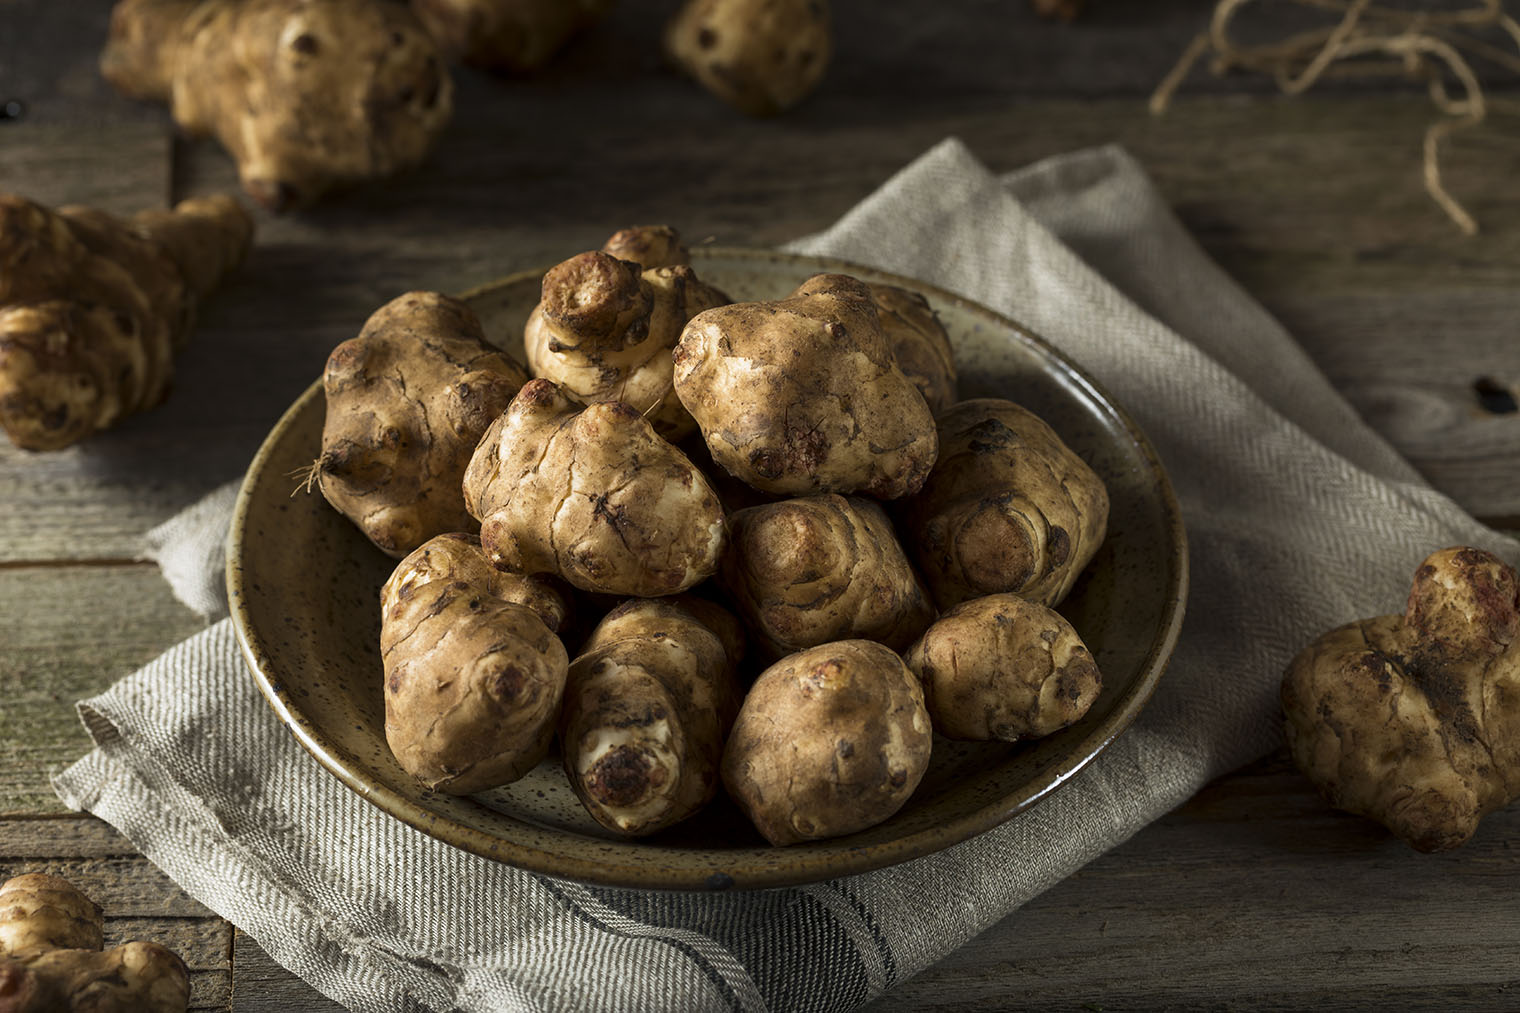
(228, 248), (1187, 891)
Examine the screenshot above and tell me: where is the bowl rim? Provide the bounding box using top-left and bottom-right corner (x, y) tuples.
(227, 246), (1188, 891)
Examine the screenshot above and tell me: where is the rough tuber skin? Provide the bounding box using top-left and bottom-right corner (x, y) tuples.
(523, 235), (729, 441)
(904, 592), (1102, 742)
(410, 0), (613, 73)
(561, 597), (743, 836)
(721, 493), (934, 659)
(1281, 546), (1520, 852)
(868, 282), (958, 417)
(0, 192), (252, 452)
(319, 291), (528, 559)
(100, 0), (453, 210)
(664, 0), (831, 116)
(722, 639), (932, 846)
(673, 273), (939, 499)
(0, 873), (190, 1012)
(381, 532), (570, 794)
(463, 378), (727, 597)
(902, 398), (1108, 611)
(600, 224), (690, 270)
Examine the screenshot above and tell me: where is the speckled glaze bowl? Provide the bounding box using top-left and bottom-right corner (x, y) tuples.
(228, 249), (1187, 891)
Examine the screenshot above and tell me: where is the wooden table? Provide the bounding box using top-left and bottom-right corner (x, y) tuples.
(5, 2), (1520, 1008)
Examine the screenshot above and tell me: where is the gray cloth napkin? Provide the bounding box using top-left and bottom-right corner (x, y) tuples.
(54, 139), (1518, 1013)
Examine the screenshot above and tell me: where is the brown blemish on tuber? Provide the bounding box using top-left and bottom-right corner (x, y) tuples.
(1282, 546), (1520, 852)
(318, 290), (528, 558)
(904, 592), (1101, 741)
(902, 398), (1108, 610)
(664, 0), (831, 116)
(561, 597), (743, 836)
(0, 872), (190, 1012)
(721, 493), (934, 658)
(101, 0), (453, 210)
(462, 378), (727, 597)
(0, 192), (252, 451)
(722, 639), (932, 846)
(524, 230), (729, 440)
(381, 532), (570, 794)
(868, 282), (957, 416)
(673, 272), (938, 499)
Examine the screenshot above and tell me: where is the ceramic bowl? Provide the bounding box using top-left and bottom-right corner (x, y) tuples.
(228, 248), (1187, 891)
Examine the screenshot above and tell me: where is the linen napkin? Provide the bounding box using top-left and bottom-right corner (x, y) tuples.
(54, 138), (1517, 1013)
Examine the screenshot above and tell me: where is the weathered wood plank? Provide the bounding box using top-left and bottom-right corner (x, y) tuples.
(231, 930), (347, 1013)
(0, 121), (169, 211)
(0, 564), (206, 815)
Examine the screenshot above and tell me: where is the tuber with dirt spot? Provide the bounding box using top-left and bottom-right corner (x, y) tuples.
(381, 531), (570, 794)
(664, 0), (831, 116)
(1282, 545), (1520, 851)
(561, 596), (743, 836)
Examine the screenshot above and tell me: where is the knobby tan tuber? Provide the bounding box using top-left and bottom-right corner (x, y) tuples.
(381, 532), (570, 794)
(0, 873), (189, 1012)
(721, 493), (934, 658)
(0, 192), (252, 451)
(600, 224), (690, 270)
(904, 592), (1102, 742)
(902, 398), (1108, 610)
(101, 0), (453, 210)
(318, 291), (528, 559)
(673, 273), (938, 499)
(523, 232), (729, 440)
(410, 0), (613, 73)
(1282, 546), (1520, 852)
(561, 597), (743, 836)
(722, 639), (932, 846)
(664, 0), (831, 116)
(463, 378), (727, 597)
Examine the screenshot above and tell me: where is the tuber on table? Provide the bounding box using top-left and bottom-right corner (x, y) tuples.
(462, 378), (727, 597)
(561, 597), (743, 836)
(901, 398), (1108, 610)
(904, 592), (1102, 742)
(664, 0), (831, 116)
(318, 291), (528, 559)
(523, 230), (730, 440)
(721, 493), (934, 658)
(100, 0), (453, 210)
(0, 872), (189, 1012)
(409, 0), (613, 73)
(673, 273), (938, 499)
(381, 532), (570, 794)
(1281, 546), (1520, 852)
(0, 192), (252, 452)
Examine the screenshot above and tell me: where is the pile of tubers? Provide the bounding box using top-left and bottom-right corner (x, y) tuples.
(318, 226), (1111, 846)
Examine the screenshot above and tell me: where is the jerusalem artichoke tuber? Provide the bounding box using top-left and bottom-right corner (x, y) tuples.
(664, 0), (831, 116)
(0, 192), (252, 451)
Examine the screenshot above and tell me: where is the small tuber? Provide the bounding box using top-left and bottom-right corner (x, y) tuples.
(673, 273), (938, 499)
(318, 291), (528, 559)
(902, 398), (1108, 610)
(721, 493), (934, 658)
(722, 639), (932, 845)
(0, 192), (252, 451)
(561, 596), (743, 836)
(664, 0), (831, 116)
(381, 532), (570, 794)
(523, 232), (729, 440)
(101, 0), (453, 210)
(904, 592), (1102, 741)
(1282, 546), (1520, 851)
(0, 872), (189, 1012)
(462, 378), (727, 597)
(869, 282), (957, 416)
